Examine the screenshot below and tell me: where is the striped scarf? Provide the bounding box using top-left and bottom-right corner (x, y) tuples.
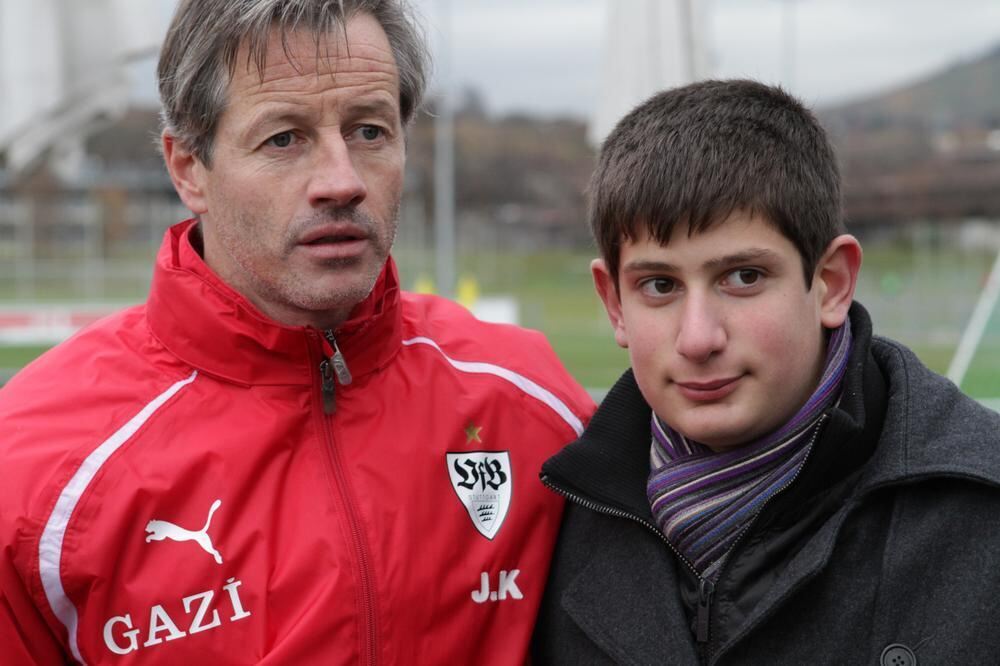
(647, 319), (853, 580)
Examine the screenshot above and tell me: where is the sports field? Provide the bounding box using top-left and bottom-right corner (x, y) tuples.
(400, 241), (1000, 399)
(2, 242), (999, 401)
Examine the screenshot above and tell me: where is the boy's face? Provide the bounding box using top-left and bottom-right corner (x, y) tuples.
(593, 212), (859, 452)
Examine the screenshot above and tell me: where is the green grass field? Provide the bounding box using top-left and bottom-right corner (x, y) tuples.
(400, 243), (1000, 397)
(0, 346), (50, 369)
(3, 243), (999, 399)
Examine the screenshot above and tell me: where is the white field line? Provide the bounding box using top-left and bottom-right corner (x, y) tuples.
(0, 303), (124, 345)
(980, 398), (1000, 413)
(947, 247), (1000, 387)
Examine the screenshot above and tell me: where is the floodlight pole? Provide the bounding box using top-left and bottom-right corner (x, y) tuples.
(434, 0), (456, 299)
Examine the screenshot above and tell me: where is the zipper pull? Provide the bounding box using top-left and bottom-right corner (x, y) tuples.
(320, 359), (336, 414)
(696, 578), (714, 644)
(323, 330), (352, 385)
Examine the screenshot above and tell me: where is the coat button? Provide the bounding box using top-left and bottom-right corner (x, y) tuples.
(880, 644), (917, 666)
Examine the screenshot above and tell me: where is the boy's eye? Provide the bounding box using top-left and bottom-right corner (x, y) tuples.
(639, 277), (676, 296)
(266, 131), (294, 148)
(727, 268), (762, 287)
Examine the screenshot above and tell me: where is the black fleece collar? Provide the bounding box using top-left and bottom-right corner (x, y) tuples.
(541, 303), (886, 521)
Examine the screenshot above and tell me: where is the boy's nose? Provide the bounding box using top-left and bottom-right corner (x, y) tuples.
(307, 136), (368, 209)
(674, 295), (727, 363)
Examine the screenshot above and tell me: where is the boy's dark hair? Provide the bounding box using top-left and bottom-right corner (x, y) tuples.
(590, 79), (844, 288)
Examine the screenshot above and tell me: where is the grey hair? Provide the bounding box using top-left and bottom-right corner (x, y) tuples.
(157, 0), (429, 166)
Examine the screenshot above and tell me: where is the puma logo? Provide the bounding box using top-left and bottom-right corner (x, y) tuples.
(145, 499), (224, 564)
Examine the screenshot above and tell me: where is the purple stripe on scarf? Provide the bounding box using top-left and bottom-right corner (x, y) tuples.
(647, 319), (852, 580)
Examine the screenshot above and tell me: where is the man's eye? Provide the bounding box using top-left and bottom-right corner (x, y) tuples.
(728, 269), (762, 287)
(267, 131), (294, 148)
(639, 278), (675, 296)
(360, 126), (383, 141)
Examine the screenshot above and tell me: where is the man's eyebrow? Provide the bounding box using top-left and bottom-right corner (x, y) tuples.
(343, 97), (399, 120)
(240, 95), (398, 137)
(241, 106), (314, 139)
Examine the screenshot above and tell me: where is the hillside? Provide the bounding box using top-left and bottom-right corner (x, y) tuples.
(822, 44), (1000, 130)
(819, 43), (1000, 226)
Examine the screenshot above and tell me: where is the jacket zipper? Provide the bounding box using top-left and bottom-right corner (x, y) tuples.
(539, 475), (708, 615)
(320, 329), (353, 414)
(696, 578), (715, 643)
(541, 414), (827, 663)
(313, 331), (377, 665)
(688, 417), (826, 658)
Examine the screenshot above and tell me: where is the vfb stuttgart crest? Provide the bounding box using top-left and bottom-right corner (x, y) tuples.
(446, 451), (512, 540)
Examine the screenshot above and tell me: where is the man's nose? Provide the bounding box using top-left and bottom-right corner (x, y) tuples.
(307, 136), (367, 208)
(674, 293), (727, 363)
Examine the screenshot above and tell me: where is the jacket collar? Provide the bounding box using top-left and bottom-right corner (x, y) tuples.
(543, 302), (1000, 660)
(540, 305), (882, 520)
(146, 219), (402, 387)
(769, 303), (886, 514)
(541, 367), (655, 520)
(542, 302), (1000, 518)
(857, 335), (1000, 491)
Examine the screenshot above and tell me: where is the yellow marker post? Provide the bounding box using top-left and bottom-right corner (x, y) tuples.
(457, 275), (480, 309)
(413, 275), (436, 295)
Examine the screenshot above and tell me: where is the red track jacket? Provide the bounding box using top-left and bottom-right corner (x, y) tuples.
(0, 220), (594, 665)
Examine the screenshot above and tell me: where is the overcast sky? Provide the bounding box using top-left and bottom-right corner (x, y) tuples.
(411, 0), (1000, 116)
(143, 0), (1000, 118)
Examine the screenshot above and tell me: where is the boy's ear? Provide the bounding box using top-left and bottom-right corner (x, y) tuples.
(161, 132), (209, 215)
(592, 258), (629, 349)
(814, 234), (862, 329)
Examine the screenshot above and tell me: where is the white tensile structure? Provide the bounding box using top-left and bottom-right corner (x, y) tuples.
(0, 0), (164, 174)
(589, 0), (712, 147)
(0, 1), (172, 356)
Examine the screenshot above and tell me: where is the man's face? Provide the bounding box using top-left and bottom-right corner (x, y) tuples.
(174, 14), (404, 329)
(594, 213), (836, 452)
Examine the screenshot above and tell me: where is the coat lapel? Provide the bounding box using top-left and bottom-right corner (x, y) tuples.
(560, 517), (700, 665)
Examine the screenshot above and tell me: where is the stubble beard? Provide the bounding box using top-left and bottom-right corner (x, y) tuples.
(221, 201), (400, 327)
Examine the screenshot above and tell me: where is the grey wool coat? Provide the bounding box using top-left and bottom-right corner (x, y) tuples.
(533, 305), (1000, 665)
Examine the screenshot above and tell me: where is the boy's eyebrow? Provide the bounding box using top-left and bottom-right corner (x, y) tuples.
(621, 259), (681, 274)
(622, 248), (782, 274)
(702, 248), (781, 271)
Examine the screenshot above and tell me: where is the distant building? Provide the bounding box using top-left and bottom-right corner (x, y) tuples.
(0, 0), (165, 175)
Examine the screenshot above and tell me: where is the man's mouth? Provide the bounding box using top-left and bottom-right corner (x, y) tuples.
(304, 234), (364, 245)
(300, 226), (369, 245)
(296, 224), (372, 260)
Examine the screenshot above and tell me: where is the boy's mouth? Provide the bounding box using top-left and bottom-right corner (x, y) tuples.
(675, 376), (741, 402)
